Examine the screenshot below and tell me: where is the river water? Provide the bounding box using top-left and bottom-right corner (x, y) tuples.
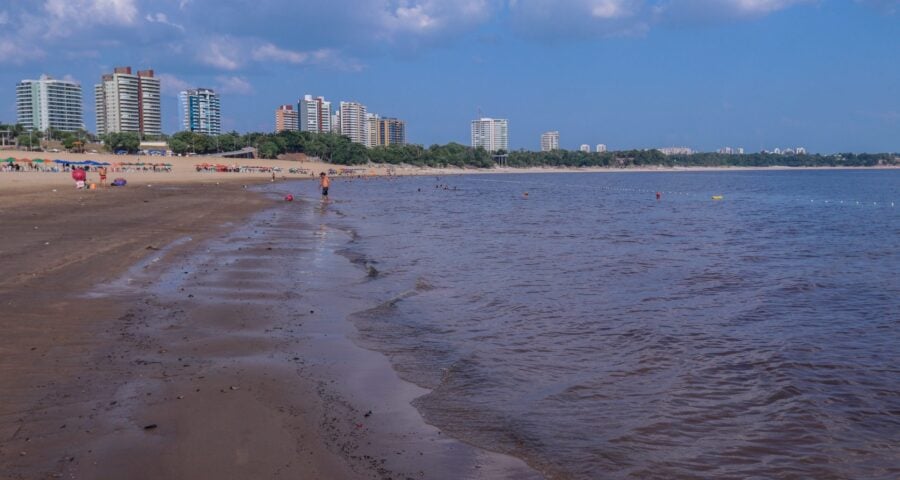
(321, 170), (899, 479)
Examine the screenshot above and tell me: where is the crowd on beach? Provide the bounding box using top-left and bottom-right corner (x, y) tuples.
(2, 159), (173, 174)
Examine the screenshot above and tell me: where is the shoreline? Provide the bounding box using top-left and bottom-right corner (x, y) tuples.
(3, 148), (899, 194)
(0, 179), (540, 479)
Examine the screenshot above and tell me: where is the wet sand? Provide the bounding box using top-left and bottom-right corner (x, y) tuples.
(0, 181), (539, 479)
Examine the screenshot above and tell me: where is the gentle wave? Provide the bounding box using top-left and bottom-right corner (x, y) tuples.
(333, 171), (900, 479)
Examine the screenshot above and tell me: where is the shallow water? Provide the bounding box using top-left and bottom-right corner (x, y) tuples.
(325, 170), (900, 479)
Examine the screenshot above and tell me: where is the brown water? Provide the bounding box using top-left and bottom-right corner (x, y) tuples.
(325, 171), (900, 479)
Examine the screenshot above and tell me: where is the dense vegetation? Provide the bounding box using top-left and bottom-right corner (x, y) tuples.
(0, 122), (95, 151)
(506, 150), (900, 168)
(167, 130), (899, 168)
(2, 122), (897, 168)
(166, 130), (495, 167)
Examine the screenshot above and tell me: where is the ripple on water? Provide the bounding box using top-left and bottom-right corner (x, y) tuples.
(333, 171), (900, 479)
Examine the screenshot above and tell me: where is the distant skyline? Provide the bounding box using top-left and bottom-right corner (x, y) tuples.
(1, 1), (899, 153)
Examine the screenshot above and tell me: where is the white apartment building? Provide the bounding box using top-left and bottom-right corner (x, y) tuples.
(340, 101), (368, 145)
(16, 75), (84, 132)
(541, 131), (559, 152)
(596, 144), (607, 153)
(366, 113), (379, 148)
(94, 67), (161, 136)
(658, 147), (694, 155)
(299, 94), (332, 133)
(179, 88), (221, 135)
(471, 117), (508, 152)
(331, 112), (341, 134)
(579, 144), (591, 153)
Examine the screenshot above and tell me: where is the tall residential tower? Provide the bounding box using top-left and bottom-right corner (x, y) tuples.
(179, 88), (221, 135)
(299, 95), (331, 133)
(16, 75), (84, 132)
(275, 104), (299, 132)
(340, 101), (368, 145)
(94, 67), (161, 136)
(378, 118), (406, 146)
(541, 131), (559, 152)
(471, 117), (508, 152)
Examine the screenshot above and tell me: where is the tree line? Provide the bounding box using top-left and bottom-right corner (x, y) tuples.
(2, 122), (897, 168)
(166, 131), (900, 168)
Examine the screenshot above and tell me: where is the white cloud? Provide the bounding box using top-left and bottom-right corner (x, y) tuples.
(252, 44), (312, 64)
(157, 73), (192, 96)
(0, 39), (46, 64)
(509, 0), (820, 38)
(145, 12), (185, 31)
(251, 43), (362, 71)
(201, 37), (242, 71)
(215, 76), (254, 95)
(373, 0), (499, 39)
(509, 0), (648, 38)
(655, 0), (816, 21)
(44, 0), (139, 26)
(591, 0), (639, 18)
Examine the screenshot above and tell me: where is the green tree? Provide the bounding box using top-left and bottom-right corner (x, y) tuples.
(103, 132), (140, 153)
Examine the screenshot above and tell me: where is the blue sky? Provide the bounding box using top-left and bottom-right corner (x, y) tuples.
(1, 0), (898, 152)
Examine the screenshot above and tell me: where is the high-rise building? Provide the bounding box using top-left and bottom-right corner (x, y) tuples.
(378, 118), (406, 146)
(579, 144), (591, 153)
(179, 88), (220, 135)
(16, 75), (84, 132)
(94, 66), (161, 136)
(340, 101), (368, 145)
(596, 144), (607, 153)
(658, 147), (694, 155)
(541, 131), (559, 152)
(275, 104), (298, 132)
(471, 117), (508, 152)
(331, 112), (341, 134)
(366, 113), (379, 148)
(298, 94), (331, 133)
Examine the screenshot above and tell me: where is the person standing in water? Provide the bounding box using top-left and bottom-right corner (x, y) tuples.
(319, 172), (331, 200)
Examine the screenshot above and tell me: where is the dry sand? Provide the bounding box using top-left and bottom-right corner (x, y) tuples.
(0, 175), (540, 479)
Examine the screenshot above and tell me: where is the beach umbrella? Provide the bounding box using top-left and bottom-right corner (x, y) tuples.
(2, 158), (13, 163)
(33, 159), (45, 163)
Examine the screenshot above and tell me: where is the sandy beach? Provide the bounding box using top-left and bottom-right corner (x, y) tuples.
(0, 170), (540, 479)
(5, 149), (896, 195)
(3, 150), (897, 479)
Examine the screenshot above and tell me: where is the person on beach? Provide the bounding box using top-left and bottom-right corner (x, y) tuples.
(71, 167), (86, 189)
(319, 172), (330, 200)
(98, 166), (108, 188)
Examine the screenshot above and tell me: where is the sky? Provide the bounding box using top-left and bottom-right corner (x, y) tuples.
(1, 0), (898, 153)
